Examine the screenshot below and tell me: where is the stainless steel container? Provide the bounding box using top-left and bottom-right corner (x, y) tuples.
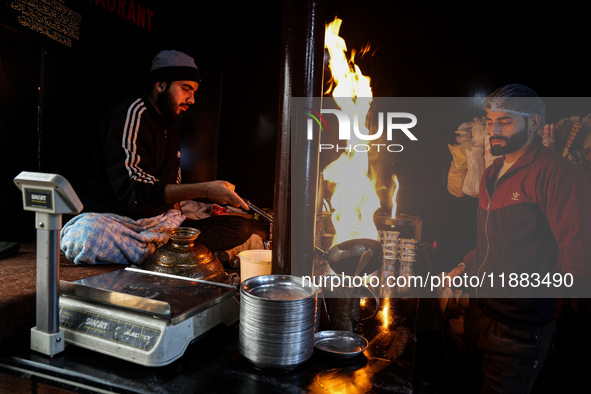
(239, 275), (318, 369)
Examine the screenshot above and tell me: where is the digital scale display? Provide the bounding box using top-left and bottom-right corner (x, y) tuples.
(24, 188), (53, 210)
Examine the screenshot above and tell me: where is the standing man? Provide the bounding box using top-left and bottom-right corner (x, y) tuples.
(80, 49), (267, 253)
(448, 84), (591, 393)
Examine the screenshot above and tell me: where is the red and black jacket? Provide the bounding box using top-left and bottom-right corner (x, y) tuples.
(462, 137), (591, 327)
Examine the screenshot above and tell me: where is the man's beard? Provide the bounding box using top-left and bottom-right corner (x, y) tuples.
(490, 127), (529, 156)
(156, 88), (186, 125)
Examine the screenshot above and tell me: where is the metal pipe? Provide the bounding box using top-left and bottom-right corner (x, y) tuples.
(273, 0), (326, 276)
(36, 226), (60, 333)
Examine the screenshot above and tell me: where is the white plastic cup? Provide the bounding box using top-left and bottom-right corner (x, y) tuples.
(238, 249), (272, 282)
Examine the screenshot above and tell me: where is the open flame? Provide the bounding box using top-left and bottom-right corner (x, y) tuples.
(323, 17), (399, 247)
(324, 17), (372, 119)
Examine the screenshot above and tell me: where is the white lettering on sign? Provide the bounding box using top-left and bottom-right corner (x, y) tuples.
(31, 194), (47, 201)
(85, 317), (109, 330)
(124, 329), (140, 338)
(124, 329), (152, 342)
(11, 0), (81, 47)
(319, 143), (404, 152)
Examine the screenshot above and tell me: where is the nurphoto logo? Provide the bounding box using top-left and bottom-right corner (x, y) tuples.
(305, 108), (418, 153)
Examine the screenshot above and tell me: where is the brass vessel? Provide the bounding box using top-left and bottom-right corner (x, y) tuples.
(142, 227), (228, 283)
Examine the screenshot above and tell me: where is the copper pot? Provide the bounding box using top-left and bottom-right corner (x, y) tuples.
(142, 227), (228, 283)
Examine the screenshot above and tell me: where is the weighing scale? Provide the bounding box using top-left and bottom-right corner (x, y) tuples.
(59, 268), (240, 367)
(14, 171), (240, 367)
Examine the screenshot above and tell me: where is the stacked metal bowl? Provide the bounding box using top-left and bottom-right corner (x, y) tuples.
(239, 275), (318, 369)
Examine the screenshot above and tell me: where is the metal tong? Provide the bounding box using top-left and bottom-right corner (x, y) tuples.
(246, 200), (273, 222)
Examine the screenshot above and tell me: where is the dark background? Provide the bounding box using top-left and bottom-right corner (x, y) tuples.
(1, 2), (590, 392)
(1, 0), (590, 271)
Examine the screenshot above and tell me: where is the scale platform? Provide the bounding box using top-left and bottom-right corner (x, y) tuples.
(58, 268), (240, 367)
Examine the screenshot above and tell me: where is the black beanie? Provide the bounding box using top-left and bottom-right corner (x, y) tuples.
(150, 49), (201, 84)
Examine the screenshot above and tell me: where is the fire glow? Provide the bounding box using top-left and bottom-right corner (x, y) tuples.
(322, 17), (400, 247)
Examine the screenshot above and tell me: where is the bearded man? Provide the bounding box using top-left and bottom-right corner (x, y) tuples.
(447, 84), (591, 393)
(77, 50), (267, 255)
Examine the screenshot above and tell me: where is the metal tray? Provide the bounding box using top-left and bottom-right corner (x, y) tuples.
(241, 275), (317, 301)
(314, 330), (368, 358)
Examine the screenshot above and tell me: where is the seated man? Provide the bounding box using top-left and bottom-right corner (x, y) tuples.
(65, 49), (267, 264)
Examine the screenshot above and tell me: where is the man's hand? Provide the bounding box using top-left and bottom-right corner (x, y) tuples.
(446, 263), (466, 280)
(163, 180), (248, 210)
(204, 181), (248, 210)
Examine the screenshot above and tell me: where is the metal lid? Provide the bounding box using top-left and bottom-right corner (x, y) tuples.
(240, 275), (317, 301)
(314, 330), (368, 358)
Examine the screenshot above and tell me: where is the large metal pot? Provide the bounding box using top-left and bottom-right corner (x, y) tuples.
(141, 227), (228, 283)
